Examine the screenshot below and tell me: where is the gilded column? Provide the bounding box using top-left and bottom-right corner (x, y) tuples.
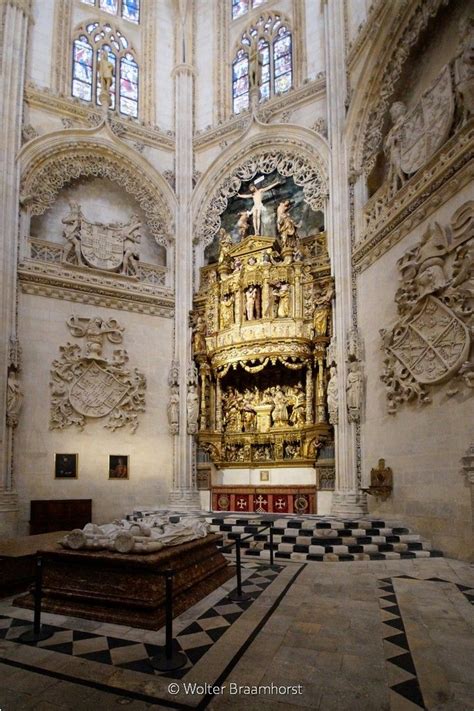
(215, 377), (223, 432)
(0, 0), (31, 535)
(168, 0), (201, 510)
(305, 362), (313, 424)
(323, 0), (367, 515)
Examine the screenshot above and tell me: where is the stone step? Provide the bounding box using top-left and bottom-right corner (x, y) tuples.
(206, 515), (442, 563)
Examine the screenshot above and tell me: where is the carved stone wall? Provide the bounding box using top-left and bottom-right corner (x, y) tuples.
(358, 187), (474, 560)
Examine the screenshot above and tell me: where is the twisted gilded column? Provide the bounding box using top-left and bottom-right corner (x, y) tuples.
(0, 0), (31, 534)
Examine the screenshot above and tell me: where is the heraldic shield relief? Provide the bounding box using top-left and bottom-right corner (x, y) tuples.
(381, 207), (473, 414)
(50, 315), (146, 433)
(398, 65), (454, 175)
(80, 221), (124, 271)
(390, 296), (470, 385)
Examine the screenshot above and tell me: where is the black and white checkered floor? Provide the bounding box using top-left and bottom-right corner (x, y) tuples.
(0, 562), (281, 680)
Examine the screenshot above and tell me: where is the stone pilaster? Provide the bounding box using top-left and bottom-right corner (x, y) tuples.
(0, 0), (31, 533)
(168, 1), (200, 510)
(323, 0), (367, 517)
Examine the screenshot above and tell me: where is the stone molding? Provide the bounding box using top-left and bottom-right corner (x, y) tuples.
(24, 84), (175, 148)
(19, 123), (176, 248)
(18, 259), (174, 317)
(192, 131), (329, 248)
(353, 122), (474, 272)
(193, 77), (326, 150)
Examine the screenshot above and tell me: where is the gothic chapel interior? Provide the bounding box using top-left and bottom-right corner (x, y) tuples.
(0, 0), (473, 706)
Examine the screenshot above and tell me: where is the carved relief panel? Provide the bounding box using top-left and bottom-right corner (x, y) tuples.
(50, 315), (146, 432)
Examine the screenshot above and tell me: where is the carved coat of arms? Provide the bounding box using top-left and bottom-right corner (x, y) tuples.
(50, 316), (146, 432)
(80, 221), (125, 270)
(397, 66), (454, 175)
(381, 204), (473, 413)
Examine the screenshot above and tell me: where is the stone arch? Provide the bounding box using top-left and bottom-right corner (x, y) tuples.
(19, 123), (176, 248)
(347, 0), (449, 179)
(192, 126), (329, 249)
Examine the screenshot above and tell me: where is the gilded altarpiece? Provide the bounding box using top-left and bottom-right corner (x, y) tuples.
(192, 224), (334, 469)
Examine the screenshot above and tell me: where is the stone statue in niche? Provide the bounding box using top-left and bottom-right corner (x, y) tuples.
(167, 361), (179, 435)
(380, 205), (473, 413)
(327, 365), (338, 425)
(98, 49), (114, 108)
(384, 101), (408, 196)
(61, 204), (143, 274)
(61, 201), (84, 265)
(6, 371), (23, 428)
(237, 179), (280, 236)
(346, 361), (363, 424)
(50, 315), (146, 433)
(186, 386), (199, 434)
(168, 387), (179, 434)
(454, 15), (474, 125)
(121, 214), (141, 276)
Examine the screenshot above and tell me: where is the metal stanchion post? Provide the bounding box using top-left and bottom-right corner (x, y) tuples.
(269, 526), (274, 566)
(149, 570), (187, 672)
(19, 555), (54, 643)
(228, 536), (251, 602)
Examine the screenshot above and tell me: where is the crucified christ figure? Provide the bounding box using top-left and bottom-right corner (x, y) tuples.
(237, 180), (280, 236)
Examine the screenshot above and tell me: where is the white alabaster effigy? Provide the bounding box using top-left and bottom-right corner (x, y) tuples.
(61, 515), (210, 554)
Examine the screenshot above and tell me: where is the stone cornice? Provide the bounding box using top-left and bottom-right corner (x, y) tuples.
(193, 77), (326, 150)
(24, 83), (175, 150)
(18, 260), (174, 317)
(353, 123), (474, 272)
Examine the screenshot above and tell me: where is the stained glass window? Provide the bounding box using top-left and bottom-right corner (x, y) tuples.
(232, 15), (292, 113)
(232, 0), (266, 19)
(232, 0), (248, 20)
(273, 26), (292, 95)
(80, 0), (140, 24)
(71, 22), (139, 117)
(259, 39), (270, 102)
(120, 53), (138, 117)
(99, 0), (118, 15)
(72, 36), (93, 102)
(122, 0), (139, 23)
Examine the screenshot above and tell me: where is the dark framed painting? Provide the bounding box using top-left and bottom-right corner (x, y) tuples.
(54, 453), (78, 479)
(109, 455), (129, 479)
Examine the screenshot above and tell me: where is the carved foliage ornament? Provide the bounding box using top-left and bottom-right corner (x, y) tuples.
(380, 203), (473, 413)
(50, 315), (146, 433)
(21, 148), (172, 247)
(196, 149), (328, 248)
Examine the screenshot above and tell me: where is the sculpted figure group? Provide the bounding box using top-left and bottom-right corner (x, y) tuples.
(222, 382), (306, 433)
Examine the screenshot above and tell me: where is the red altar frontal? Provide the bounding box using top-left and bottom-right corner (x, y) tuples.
(212, 486), (317, 514)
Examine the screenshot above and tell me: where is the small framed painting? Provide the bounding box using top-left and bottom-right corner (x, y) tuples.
(109, 455), (129, 479)
(260, 470), (270, 482)
(55, 453), (78, 479)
